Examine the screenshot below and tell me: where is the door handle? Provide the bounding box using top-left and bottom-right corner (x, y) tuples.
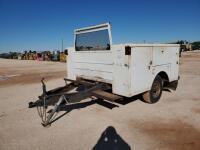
(148, 61), (152, 70)
(124, 64), (129, 67)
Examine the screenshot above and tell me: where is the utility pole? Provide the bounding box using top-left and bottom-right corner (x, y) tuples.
(61, 39), (64, 52)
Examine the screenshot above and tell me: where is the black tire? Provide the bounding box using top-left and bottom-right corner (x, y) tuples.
(142, 75), (163, 104)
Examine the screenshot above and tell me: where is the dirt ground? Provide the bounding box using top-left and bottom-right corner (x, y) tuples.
(0, 51), (200, 150)
(0, 59), (66, 86)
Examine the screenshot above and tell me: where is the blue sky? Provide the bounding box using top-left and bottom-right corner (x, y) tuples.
(0, 0), (199, 52)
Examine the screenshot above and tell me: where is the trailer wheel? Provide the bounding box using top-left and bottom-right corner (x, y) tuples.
(142, 75), (163, 104)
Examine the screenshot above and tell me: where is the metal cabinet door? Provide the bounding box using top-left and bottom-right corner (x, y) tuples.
(131, 47), (153, 95)
(112, 45), (131, 97)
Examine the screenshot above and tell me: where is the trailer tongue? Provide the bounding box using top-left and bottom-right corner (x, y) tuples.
(29, 78), (122, 127)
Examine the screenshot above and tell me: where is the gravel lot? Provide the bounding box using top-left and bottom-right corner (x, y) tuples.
(0, 51), (200, 150)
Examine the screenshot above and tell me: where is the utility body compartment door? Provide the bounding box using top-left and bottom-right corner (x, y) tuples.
(152, 46), (179, 82)
(112, 45), (131, 97)
(130, 47), (153, 95)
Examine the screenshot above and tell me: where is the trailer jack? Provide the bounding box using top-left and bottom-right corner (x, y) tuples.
(29, 78), (122, 127)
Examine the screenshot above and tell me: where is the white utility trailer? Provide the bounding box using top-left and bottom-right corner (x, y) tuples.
(68, 23), (179, 103)
(29, 23), (179, 126)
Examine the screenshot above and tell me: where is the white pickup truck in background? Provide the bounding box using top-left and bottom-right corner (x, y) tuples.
(67, 23), (179, 103)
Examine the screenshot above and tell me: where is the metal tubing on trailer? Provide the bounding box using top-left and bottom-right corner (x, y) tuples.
(29, 78), (119, 126)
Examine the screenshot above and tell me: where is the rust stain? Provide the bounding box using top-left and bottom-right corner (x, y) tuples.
(192, 107), (200, 114)
(192, 98), (200, 101)
(129, 119), (200, 150)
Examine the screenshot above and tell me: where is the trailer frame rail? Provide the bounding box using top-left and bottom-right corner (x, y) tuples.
(29, 78), (121, 127)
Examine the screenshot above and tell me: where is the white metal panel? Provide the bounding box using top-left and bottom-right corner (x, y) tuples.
(115, 43), (179, 47)
(152, 47), (170, 66)
(112, 45), (131, 96)
(130, 47), (153, 96)
(68, 50), (114, 83)
(168, 47), (179, 81)
(152, 64), (171, 79)
(152, 46), (179, 82)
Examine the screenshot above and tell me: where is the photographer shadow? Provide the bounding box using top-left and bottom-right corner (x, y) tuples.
(93, 126), (131, 150)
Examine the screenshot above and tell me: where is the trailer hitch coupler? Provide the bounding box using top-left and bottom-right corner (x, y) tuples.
(28, 102), (36, 108)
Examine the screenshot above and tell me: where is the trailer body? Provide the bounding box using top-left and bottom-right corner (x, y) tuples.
(29, 23), (180, 126)
(67, 23), (179, 97)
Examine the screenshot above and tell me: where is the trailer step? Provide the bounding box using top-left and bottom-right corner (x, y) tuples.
(92, 90), (122, 102)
